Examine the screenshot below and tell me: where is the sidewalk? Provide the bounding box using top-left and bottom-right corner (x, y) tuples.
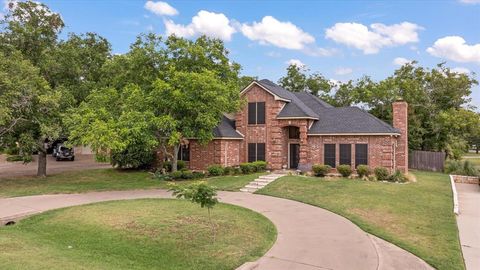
(455, 183), (480, 270)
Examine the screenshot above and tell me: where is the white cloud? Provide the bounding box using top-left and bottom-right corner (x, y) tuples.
(241, 16), (315, 50)
(335, 67), (353, 75)
(286, 59), (305, 67)
(451, 67), (470, 74)
(459, 0), (480, 4)
(164, 10), (236, 41)
(427, 36), (480, 64)
(325, 22), (422, 54)
(266, 51), (281, 58)
(144, 1), (178, 16)
(393, 57), (412, 66)
(303, 46), (337, 57)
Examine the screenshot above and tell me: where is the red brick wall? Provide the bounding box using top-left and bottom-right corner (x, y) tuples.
(393, 101), (408, 173)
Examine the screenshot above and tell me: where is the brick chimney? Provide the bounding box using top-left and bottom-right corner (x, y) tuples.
(393, 100), (408, 173)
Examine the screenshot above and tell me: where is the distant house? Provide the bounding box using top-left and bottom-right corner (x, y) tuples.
(160, 79), (408, 173)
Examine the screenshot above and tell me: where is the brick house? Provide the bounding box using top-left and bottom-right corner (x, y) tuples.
(167, 79), (408, 173)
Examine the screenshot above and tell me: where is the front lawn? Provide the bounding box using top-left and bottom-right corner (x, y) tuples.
(0, 169), (264, 198)
(0, 199), (276, 270)
(257, 171), (463, 270)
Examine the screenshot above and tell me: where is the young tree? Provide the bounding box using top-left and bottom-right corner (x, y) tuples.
(169, 182), (219, 241)
(0, 52), (61, 177)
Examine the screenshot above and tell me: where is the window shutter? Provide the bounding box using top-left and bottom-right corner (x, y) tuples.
(257, 143), (266, 161)
(324, 144), (336, 168)
(256, 102), (265, 124)
(248, 143), (256, 162)
(248, 103), (256, 124)
(355, 144), (368, 167)
(339, 144), (351, 165)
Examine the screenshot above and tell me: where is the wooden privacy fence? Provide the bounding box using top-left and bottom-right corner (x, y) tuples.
(409, 150), (446, 172)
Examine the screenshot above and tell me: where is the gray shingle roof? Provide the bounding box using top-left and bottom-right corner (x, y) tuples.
(213, 115), (243, 138)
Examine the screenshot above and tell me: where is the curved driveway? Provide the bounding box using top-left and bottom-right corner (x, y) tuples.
(0, 189), (433, 270)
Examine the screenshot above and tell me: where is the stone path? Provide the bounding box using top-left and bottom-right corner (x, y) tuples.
(0, 189), (433, 270)
(455, 183), (480, 270)
(240, 173), (285, 192)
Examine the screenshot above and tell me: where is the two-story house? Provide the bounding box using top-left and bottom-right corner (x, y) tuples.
(168, 79), (408, 173)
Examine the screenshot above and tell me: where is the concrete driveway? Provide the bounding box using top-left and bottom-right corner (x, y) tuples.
(0, 190), (433, 270)
(0, 154), (110, 178)
(455, 183), (480, 270)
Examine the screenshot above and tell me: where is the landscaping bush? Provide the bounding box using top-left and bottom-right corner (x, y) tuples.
(444, 159), (479, 176)
(233, 167), (242, 175)
(181, 170), (194, 179)
(177, 160), (187, 171)
(240, 162), (255, 174)
(312, 164), (331, 177)
(388, 170), (407, 183)
(207, 165), (224, 176)
(463, 160), (479, 176)
(337, 165), (353, 177)
(356, 165), (371, 178)
(223, 166), (234, 175)
(110, 144), (155, 169)
(170, 171), (183, 180)
(374, 167), (389, 181)
(252, 161), (268, 172)
(192, 171), (206, 179)
(162, 161), (172, 172)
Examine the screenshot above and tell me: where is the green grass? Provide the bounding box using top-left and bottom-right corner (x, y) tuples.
(257, 171), (463, 270)
(0, 199), (276, 270)
(0, 169), (264, 198)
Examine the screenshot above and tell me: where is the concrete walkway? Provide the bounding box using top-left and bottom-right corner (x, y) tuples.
(0, 190), (433, 270)
(455, 183), (480, 270)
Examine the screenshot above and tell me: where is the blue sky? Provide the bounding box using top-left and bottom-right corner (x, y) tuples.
(32, 0), (480, 108)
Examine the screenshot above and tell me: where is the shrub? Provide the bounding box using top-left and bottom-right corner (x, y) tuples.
(240, 163), (255, 174)
(463, 160), (479, 176)
(170, 171), (183, 180)
(177, 160), (186, 170)
(233, 167), (242, 175)
(6, 155), (30, 162)
(223, 166), (234, 175)
(337, 165), (353, 177)
(192, 171), (205, 179)
(162, 161), (172, 172)
(388, 170), (407, 183)
(356, 165), (371, 178)
(444, 159), (479, 176)
(207, 165), (224, 176)
(374, 167), (389, 181)
(312, 164), (331, 177)
(252, 161), (267, 172)
(110, 144), (155, 169)
(181, 170), (194, 179)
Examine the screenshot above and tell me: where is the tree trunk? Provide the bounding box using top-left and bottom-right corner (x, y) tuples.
(171, 144), (179, 172)
(37, 146), (47, 177)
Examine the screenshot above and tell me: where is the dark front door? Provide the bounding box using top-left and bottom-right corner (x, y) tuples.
(289, 144), (300, 169)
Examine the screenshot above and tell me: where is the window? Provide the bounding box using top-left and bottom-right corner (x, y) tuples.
(288, 126), (300, 139)
(340, 144), (351, 165)
(248, 143), (265, 162)
(355, 144), (368, 167)
(177, 145), (190, 161)
(248, 102), (265, 125)
(324, 144), (336, 168)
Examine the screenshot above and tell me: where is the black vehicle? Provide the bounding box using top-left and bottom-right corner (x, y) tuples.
(53, 144), (75, 161)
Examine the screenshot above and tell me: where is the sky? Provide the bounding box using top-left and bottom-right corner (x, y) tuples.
(7, 0), (480, 108)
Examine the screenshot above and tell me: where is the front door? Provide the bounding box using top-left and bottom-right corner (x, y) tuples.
(289, 144), (300, 169)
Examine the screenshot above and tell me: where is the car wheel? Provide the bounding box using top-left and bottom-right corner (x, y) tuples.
(56, 157), (60, 161)
(70, 157), (75, 161)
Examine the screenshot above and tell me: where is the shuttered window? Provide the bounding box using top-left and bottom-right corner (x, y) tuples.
(248, 102), (265, 125)
(324, 144), (336, 168)
(340, 144), (351, 165)
(248, 143), (266, 162)
(355, 144), (368, 167)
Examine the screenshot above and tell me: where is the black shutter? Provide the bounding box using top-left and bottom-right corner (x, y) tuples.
(257, 143), (266, 161)
(256, 102), (265, 124)
(339, 144), (351, 165)
(248, 143), (256, 162)
(248, 103), (256, 124)
(355, 144), (368, 167)
(324, 144), (336, 168)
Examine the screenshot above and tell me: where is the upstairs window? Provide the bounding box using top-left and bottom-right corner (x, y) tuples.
(324, 144), (336, 168)
(288, 126), (300, 139)
(248, 102), (265, 125)
(177, 145), (190, 161)
(340, 144), (351, 166)
(355, 144), (368, 167)
(248, 143), (265, 162)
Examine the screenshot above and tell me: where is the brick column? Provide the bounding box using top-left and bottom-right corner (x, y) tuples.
(299, 124), (308, 166)
(393, 100), (408, 173)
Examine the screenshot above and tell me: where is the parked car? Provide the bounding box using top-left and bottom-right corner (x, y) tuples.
(53, 144), (75, 161)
